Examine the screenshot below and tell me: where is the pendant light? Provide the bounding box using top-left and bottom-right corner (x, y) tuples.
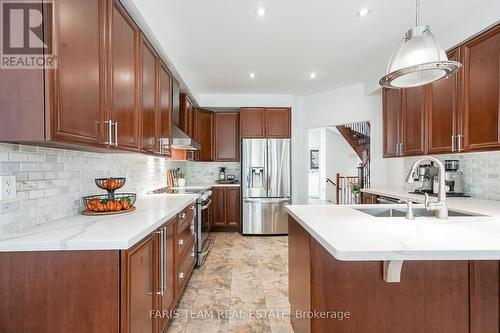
(379, 0), (462, 89)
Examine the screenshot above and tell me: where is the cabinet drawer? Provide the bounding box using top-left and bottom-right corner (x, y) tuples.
(178, 204), (196, 234)
(177, 242), (196, 296)
(177, 218), (195, 260)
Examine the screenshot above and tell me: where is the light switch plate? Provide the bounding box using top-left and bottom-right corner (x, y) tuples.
(0, 175), (16, 200)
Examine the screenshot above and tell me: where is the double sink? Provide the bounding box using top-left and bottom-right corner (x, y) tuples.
(355, 207), (484, 218)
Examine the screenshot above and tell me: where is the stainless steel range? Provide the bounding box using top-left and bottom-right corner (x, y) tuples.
(149, 187), (212, 267)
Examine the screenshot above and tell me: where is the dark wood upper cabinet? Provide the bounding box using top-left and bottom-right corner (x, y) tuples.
(193, 109), (214, 161)
(240, 107), (291, 138)
(121, 233), (157, 333)
(462, 25), (500, 152)
(110, 0), (140, 151)
(48, 0), (106, 146)
(382, 88), (402, 157)
(214, 112), (240, 161)
(266, 108), (291, 138)
(428, 48), (461, 154)
(179, 93), (194, 137)
(226, 188), (241, 227)
(402, 86), (426, 156)
(140, 36), (159, 154)
(158, 63), (172, 156)
(240, 108), (266, 138)
(211, 188), (226, 227)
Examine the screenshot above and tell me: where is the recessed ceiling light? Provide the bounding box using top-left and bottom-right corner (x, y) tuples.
(309, 72), (317, 79)
(249, 72), (256, 79)
(357, 8), (369, 17)
(256, 7), (267, 17)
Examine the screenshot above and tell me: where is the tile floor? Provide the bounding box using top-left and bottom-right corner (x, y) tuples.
(167, 232), (294, 333)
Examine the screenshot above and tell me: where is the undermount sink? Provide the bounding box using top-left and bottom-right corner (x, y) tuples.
(354, 208), (484, 218)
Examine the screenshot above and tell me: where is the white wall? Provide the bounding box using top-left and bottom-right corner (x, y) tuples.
(293, 83), (405, 204)
(307, 129), (321, 198)
(324, 128), (360, 203)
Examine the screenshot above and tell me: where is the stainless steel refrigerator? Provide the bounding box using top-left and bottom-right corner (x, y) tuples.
(242, 139), (291, 235)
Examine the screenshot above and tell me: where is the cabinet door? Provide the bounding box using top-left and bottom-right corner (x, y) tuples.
(122, 234), (157, 333)
(402, 86), (426, 156)
(240, 108), (266, 138)
(159, 222), (175, 332)
(158, 63), (172, 156)
(179, 94), (194, 137)
(111, 0), (140, 150)
(140, 37), (158, 154)
(194, 109), (213, 161)
(214, 112), (240, 161)
(462, 25), (500, 152)
(382, 88), (402, 157)
(266, 108), (291, 138)
(211, 188), (226, 226)
(226, 188), (240, 227)
(428, 48), (460, 154)
(49, 0), (106, 145)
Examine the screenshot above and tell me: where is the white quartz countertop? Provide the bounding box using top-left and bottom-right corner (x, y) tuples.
(362, 188), (500, 216)
(0, 194), (198, 252)
(174, 182), (241, 189)
(286, 192), (500, 261)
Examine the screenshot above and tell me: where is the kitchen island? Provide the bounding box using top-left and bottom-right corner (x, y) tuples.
(287, 201), (500, 333)
(0, 193), (199, 333)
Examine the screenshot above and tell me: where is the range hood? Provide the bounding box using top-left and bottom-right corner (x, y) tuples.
(168, 77), (200, 150)
(169, 125), (200, 150)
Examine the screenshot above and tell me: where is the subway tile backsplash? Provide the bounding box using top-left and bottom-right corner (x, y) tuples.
(186, 162), (240, 184)
(0, 143), (187, 234)
(404, 151), (500, 201)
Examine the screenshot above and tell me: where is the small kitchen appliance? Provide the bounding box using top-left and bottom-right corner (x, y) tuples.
(433, 159), (467, 197)
(410, 163), (438, 194)
(218, 167), (226, 181)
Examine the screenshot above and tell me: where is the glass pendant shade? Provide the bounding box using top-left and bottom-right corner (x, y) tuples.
(380, 2), (462, 88)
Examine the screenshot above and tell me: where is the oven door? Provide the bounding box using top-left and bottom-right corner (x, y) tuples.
(197, 197), (212, 265)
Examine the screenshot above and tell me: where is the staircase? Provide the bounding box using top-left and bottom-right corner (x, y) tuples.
(336, 122), (371, 189)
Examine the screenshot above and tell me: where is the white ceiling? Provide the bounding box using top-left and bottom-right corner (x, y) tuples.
(130, 0), (493, 96)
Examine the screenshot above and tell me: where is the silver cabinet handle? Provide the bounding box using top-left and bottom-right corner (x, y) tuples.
(179, 272), (185, 279)
(457, 134), (464, 151)
(451, 135), (456, 152)
(105, 120), (113, 145)
(399, 143), (404, 156)
(178, 239), (184, 245)
(162, 227), (167, 293)
(113, 121), (118, 146)
(156, 229), (164, 296)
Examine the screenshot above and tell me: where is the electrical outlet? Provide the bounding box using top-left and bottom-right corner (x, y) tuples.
(0, 175), (16, 200)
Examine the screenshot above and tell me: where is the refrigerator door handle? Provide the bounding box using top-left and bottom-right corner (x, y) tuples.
(243, 198), (290, 203)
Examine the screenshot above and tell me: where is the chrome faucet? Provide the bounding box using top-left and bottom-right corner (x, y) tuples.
(405, 156), (448, 219)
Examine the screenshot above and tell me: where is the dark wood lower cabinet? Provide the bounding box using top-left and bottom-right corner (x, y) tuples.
(361, 193), (379, 204)
(289, 216), (500, 333)
(0, 204), (198, 333)
(121, 233), (157, 333)
(0, 251), (120, 333)
(211, 187), (241, 230)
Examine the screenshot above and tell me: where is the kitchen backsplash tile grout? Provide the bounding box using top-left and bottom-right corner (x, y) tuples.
(0, 143), (187, 234)
(0, 143), (241, 235)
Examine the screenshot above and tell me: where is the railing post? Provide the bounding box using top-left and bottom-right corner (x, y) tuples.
(336, 173), (340, 205)
(357, 164), (365, 189)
